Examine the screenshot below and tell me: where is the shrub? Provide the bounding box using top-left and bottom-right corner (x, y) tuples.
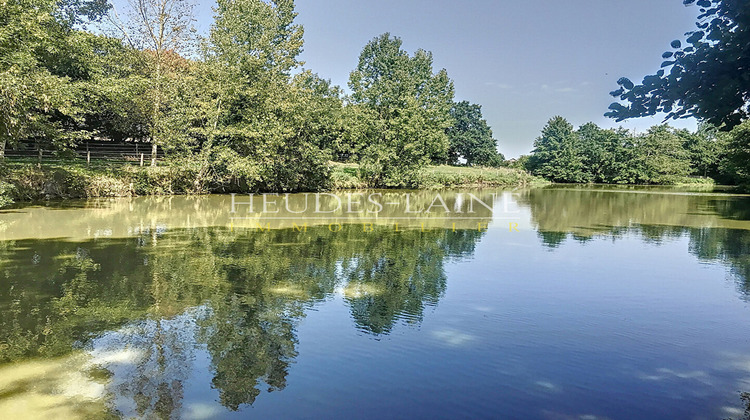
(331, 164), (367, 189)
(0, 181), (15, 208)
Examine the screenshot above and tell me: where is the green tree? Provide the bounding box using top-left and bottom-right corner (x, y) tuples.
(291, 71), (345, 159)
(630, 125), (692, 184)
(0, 0), (88, 158)
(577, 122), (610, 183)
(199, 0), (330, 192)
(508, 155), (531, 171)
(348, 33), (455, 187)
(528, 116), (588, 183)
(59, 32), (154, 146)
(108, 0), (198, 165)
(577, 123), (634, 183)
(677, 123), (725, 178)
(528, 118), (714, 185)
(55, 0), (111, 28)
(721, 121), (750, 183)
(444, 101), (504, 167)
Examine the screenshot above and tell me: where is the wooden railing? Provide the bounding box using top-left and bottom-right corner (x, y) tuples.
(2, 140), (164, 165)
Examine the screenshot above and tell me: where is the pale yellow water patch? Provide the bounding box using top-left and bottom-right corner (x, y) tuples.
(341, 283), (385, 299)
(0, 190), (501, 241)
(268, 285), (310, 298)
(0, 353), (113, 419)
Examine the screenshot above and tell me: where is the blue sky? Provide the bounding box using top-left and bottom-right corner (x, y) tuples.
(127, 0), (702, 158)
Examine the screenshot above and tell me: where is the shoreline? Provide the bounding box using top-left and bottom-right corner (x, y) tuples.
(0, 161), (547, 207)
(3, 160), (743, 208)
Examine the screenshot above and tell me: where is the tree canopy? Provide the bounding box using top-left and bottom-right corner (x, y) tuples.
(445, 101), (504, 167)
(606, 0), (750, 130)
(6, 0), (749, 190)
(525, 116), (733, 184)
(347, 33), (455, 187)
(1, 1), (515, 191)
(527, 116), (587, 183)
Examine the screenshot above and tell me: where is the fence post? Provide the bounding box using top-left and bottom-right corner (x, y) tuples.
(140, 153), (144, 167)
(86, 143), (90, 167)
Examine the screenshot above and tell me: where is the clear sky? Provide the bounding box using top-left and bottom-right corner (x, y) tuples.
(173, 0), (702, 158)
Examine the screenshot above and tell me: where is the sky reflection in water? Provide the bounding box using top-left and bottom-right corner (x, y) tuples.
(0, 187), (749, 419)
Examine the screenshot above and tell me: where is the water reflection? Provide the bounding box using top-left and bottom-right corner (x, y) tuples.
(519, 187), (750, 295)
(0, 190), (502, 241)
(0, 220), (487, 416)
(2, 187), (750, 418)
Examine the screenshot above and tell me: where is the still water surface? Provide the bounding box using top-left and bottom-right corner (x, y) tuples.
(1, 186), (750, 419)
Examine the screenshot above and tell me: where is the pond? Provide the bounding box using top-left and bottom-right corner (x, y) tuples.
(1, 186), (749, 419)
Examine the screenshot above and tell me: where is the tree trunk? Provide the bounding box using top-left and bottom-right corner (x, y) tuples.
(151, 54), (162, 168)
(151, 142), (157, 167)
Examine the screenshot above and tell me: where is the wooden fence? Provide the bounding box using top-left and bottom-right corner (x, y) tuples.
(2, 140), (163, 165)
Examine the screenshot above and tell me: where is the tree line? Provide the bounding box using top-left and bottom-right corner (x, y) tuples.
(519, 116), (749, 185)
(0, 0), (504, 191)
(4, 0), (749, 190)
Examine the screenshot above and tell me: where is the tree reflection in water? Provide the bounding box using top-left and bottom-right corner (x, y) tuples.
(0, 224), (487, 416)
(518, 187), (750, 294)
(2, 187), (750, 417)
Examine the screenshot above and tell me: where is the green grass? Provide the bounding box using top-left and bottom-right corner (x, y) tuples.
(673, 176), (716, 186)
(421, 165), (547, 188)
(331, 162), (547, 189)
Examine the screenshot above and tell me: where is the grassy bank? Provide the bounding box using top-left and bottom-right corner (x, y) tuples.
(0, 159), (211, 206)
(330, 163), (546, 189)
(420, 165), (547, 188)
(331, 163), (548, 190)
(0, 160), (545, 207)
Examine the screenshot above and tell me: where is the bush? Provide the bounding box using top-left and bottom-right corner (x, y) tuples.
(359, 160), (424, 188)
(331, 163), (545, 189)
(422, 165), (545, 188)
(673, 176), (715, 188)
(257, 142), (332, 192)
(4, 165), (47, 201)
(0, 181), (15, 208)
(85, 173), (133, 197)
(331, 164), (368, 189)
(130, 165), (202, 196)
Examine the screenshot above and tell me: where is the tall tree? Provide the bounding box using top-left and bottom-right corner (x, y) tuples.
(0, 0), (99, 158)
(577, 122), (610, 183)
(629, 125), (692, 184)
(55, 0), (111, 28)
(577, 123), (635, 183)
(108, 0), (197, 165)
(348, 33), (455, 187)
(676, 123), (725, 178)
(722, 121), (750, 182)
(202, 0), (330, 192)
(444, 101), (504, 167)
(289, 71), (346, 160)
(528, 116), (588, 183)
